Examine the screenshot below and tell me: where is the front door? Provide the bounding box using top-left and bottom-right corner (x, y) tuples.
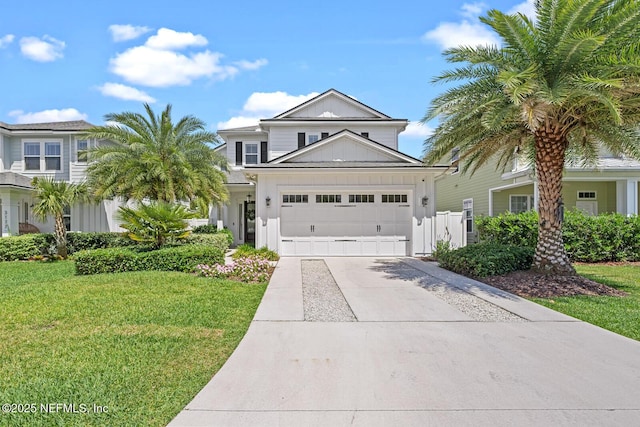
(244, 201), (255, 245)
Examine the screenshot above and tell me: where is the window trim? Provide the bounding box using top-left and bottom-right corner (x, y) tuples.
(308, 134), (319, 144)
(463, 198), (473, 233)
(75, 138), (89, 163)
(22, 139), (63, 172)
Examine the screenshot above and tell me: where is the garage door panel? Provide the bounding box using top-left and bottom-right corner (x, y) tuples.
(279, 192), (411, 256)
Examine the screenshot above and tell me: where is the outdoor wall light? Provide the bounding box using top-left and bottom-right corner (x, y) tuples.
(266, 196), (271, 207)
(421, 196), (429, 207)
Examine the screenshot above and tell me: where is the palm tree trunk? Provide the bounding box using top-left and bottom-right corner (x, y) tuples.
(54, 213), (68, 258)
(533, 130), (575, 275)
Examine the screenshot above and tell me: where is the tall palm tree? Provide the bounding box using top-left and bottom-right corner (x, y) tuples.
(423, 0), (640, 274)
(31, 177), (89, 258)
(83, 103), (229, 208)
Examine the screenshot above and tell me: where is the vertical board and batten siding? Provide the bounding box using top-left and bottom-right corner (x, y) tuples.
(252, 171), (461, 256)
(288, 96), (379, 119)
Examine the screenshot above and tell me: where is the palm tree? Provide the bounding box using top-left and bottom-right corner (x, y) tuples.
(31, 177), (90, 258)
(118, 201), (196, 248)
(423, 0), (640, 274)
(83, 103), (229, 208)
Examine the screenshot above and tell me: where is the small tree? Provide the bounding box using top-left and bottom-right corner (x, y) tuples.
(118, 201), (196, 248)
(31, 177), (89, 257)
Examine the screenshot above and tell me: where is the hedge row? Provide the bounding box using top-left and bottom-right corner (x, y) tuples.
(437, 243), (534, 278)
(476, 211), (640, 262)
(191, 224), (234, 246)
(0, 231), (230, 262)
(74, 245), (224, 275)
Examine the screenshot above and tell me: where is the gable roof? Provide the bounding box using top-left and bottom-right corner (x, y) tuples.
(268, 129), (422, 165)
(272, 89), (391, 120)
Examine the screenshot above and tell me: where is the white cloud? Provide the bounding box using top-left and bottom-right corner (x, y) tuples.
(8, 108), (87, 123)
(0, 34), (14, 48)
(234, 58), (268, 71)
(145, 27), (208, 50)
(508, 0), (536, 19)
(109, 24), (152, 42)
(97, 82), (156, 103)
(108, 28), (265, 87)
(461, 2), (485, 18)
(19, 35), (65, 62)
(402, 121), (434, 138)
(217, 91), (320, 130)
(422, 2), (500, 50)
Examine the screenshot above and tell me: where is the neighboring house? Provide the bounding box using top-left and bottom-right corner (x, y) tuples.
(436, 148), (640, 242)
(214, 89), (463, 256)
(0, 121), (121, 237)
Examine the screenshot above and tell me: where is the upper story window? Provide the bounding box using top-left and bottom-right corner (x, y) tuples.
(24, 142), (41, 170)
(451, 147), (460, 174)
(76, 139), (88, 162)
(361, 132), (369, 138)
(23, 140), (62, 172)
(245, 143), (258, 165)
(308, 135), (319, 144)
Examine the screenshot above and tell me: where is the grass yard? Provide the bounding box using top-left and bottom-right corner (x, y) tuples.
(0, 261), (266, 426)
(533, 264), (640, 341)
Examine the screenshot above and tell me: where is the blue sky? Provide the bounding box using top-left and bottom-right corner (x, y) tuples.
(0, 0), (534, 158)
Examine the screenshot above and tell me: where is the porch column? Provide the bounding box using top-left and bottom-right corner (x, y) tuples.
(533, 181), (539, 211)
(0, 190), (18, 237)
(627, 179), (638, 216)
(616, 180), (627, 214)
(216, 205), (224, 230)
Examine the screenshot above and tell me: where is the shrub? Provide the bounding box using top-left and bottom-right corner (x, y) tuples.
(197, 256), (272, 283)
(437, 243), (534, 278)
(184, 233), (230, 253)
(66, 232), (133, 254)
(74, 245), (224, 275)
(118, 201), (196, 248)
(0, 234), (54, 261)
(192, 225), (234, 246)
(477, 210), (640, 262)
(231, 244), (280, 261)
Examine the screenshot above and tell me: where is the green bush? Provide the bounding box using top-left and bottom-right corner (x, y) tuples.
(231, 244), (280, 261)
(74, 245), (224, 275)
(477, 210), (640, 262)
(191, 225), (234, 246)
(437, 243), (534, 278)
(184, 233), (230, 252)
(0, 234), (55, 261)
(66, 232), (133, 254)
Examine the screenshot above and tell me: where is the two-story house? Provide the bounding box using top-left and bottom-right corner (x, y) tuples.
(0, 121), (121, 236)
(436, 147), (640, 242)
(215, 89), (463, 256)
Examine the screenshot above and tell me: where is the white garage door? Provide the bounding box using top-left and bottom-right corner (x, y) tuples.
(280, 192), (411, 256)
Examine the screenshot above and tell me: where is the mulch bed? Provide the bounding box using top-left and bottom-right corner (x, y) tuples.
(481, 270), (627, 299)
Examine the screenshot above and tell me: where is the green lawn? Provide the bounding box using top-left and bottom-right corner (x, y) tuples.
(533, 264), (640, 341)
(0, 261), (266, 426)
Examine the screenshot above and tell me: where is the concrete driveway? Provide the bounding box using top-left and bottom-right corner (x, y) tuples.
(169, 257), (640, 426)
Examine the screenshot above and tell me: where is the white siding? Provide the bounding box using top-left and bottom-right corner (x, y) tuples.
(288, 96), (379, 118)
(252, 170), (455, 256)
(292, 137), (399, 163)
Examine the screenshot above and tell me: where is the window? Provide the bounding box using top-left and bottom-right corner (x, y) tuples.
(24, 142), (40, 170)
(44, 142), (61, 170)
(282, 194), (308, 203)
(510, 195), (534, 214)
(23, 202), (29, 222)
(348, 194), (374, 203)
(308, 135), (319, 144)
(316, 194), (341, 203)
(451, 147), (460, 174)
(381, 194), (408, 203)
(578, 191), (596, 200)
(76, 139), (88, 162)
(245, 143), (258, 165)
(463, 199), (473, 233)
(63, 206), (71, 231)
(321, 132), (329, 139)
(361, 132), (369, 138)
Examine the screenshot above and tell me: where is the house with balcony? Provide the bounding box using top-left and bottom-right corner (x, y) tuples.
(0, 121), (121, 236)
(435, 147), (640, 242)
(214, 89), (463, 256)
